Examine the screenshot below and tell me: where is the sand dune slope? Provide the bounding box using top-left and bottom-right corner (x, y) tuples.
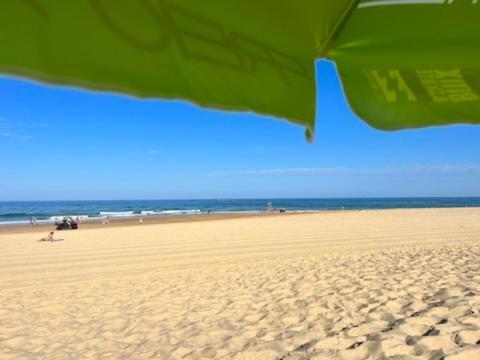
(1, 208), (480, 359)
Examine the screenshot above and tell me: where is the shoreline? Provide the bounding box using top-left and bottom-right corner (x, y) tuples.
(0, 211), (294, 235)
(1, 206), (479, 235)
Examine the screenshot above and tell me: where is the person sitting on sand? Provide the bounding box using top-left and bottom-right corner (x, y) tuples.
(39, 232), (65, 242)
(40, 232), (55, 242)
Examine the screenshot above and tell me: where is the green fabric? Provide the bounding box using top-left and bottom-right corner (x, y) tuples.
(329, 0), (480, 130)
(0, 0), (479, 138)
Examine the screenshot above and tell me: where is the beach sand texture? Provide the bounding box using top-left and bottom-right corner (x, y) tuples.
(1, 208), (480, 359)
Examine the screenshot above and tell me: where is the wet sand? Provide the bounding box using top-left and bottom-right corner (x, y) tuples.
(1, 208), (480, 359)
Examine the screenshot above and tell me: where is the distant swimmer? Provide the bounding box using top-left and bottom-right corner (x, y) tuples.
(29, 216), (37, 227)
(103, 216), (110, 225)
(139, 216), (144, 223)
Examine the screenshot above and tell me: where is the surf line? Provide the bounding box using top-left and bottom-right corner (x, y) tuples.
(358, 0), (477, 9)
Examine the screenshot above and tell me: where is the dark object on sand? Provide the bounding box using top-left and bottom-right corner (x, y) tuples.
(55, 217), (78, 230)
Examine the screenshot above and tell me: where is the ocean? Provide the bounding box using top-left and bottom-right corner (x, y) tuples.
(1, 197), (480, 226)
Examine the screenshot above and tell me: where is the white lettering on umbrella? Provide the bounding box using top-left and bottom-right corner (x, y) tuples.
(417, 69), (479, 103)
(365, 70), (417, 103)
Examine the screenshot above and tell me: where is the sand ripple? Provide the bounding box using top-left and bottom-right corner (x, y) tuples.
(1, 209), (480, 359)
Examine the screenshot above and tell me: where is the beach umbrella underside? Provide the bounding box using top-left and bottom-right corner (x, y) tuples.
(1, 0), (479, 139)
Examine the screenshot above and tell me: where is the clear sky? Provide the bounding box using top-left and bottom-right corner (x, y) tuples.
(1, 61), (479, 201)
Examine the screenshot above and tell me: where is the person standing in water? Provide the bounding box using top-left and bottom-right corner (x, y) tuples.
(267, 202), (273, 212)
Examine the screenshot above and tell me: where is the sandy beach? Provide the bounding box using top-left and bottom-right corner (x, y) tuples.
(1, 208), (480, 359)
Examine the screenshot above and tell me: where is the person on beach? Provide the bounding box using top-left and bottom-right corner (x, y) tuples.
(62, 217), (69, 229)
(103, 216), (110, 225)
(39, 232), (65, 242)
(139, 216), (144, 223)
(267, 202), (273, 212)
(30, 216), (37, 227)
(40, 232), (55, 242)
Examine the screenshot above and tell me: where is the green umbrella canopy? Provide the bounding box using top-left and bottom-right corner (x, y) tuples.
(1, 0), (479, 139)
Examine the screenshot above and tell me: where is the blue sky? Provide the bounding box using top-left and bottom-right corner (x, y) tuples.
(1, 61), (480, 200)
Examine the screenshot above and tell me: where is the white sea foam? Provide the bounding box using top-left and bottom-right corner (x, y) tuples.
(160, 209), (201, 215)
(0, 220), (31, 226)
(0, 219), (53, 227)
(49, 215), (89, 221)
(99, 211), (134, 217)
(139, 209), (202, 215)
